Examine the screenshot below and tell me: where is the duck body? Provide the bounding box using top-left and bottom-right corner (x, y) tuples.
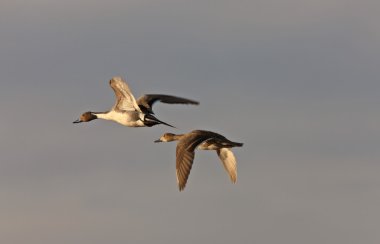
(195, 131), (243, 150)
(93, 110), (145, 127)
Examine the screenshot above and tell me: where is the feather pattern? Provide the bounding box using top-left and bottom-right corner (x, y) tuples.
(217, 148), (237, 183)
(137, 94), (199, 114)
(109, 76), (141, 112)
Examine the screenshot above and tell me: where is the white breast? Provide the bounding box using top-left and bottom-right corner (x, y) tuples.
(96, 110), (145, 127)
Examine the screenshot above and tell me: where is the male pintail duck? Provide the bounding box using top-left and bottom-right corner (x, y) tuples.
(155, 130), (243, 191)
(73, 76), (198, 127)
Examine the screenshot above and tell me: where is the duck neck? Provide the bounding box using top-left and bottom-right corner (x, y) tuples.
(172, 134), (184, 141)
(92, 111), (111, 120)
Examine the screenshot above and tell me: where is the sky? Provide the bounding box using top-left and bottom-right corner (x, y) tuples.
(1, 0), (380, 243)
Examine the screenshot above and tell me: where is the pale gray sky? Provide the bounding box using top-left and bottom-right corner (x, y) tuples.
(1, 1), (380, 243)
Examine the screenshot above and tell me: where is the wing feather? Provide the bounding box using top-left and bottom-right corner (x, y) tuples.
(175, 133), (209, 191)
(137, 94), (199, 113)
(217, 148), (237, 183)
(109, 77), (141, 111)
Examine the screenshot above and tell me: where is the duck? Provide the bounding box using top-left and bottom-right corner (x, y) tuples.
(155, 130), (243, 191)
(73, 76), (199, 127)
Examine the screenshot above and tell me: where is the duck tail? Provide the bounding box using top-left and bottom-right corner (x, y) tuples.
(231, 142), (244, 147)
(221, 141), (243, 148)
(144, 114), (176, 128)
(234, 142), (244, 147)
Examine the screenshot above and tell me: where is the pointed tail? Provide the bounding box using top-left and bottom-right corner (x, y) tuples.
(144, 114), (176, 128)
(223, 141), (243, 147)
(233, 142), (244, 147)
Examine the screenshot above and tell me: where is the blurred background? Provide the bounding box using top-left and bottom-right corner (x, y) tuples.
(1, 1), (380, 243)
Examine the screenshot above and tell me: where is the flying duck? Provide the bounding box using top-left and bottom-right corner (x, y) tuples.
(73, 76), (198, 127)
(155, 130), (243, 191)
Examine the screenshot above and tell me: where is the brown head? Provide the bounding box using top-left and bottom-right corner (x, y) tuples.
(154, 133), (182, 143)
(73, 111), (98, 123)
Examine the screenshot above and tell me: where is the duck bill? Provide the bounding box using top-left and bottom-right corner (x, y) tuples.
(154, 139), (162, 143)
(73, 119), (82, 124)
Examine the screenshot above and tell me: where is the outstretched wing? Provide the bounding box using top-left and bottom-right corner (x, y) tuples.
(175, 132), (209, 191)
(109, 77), (141, 112)
(137, 94), (199, 114)
(217, 148), (237, 183)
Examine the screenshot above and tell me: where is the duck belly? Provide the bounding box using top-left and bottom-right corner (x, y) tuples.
(198, 142), (219, 150)
(109, 111), (145, 127)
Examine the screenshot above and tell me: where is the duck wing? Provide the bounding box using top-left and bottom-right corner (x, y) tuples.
(137, 94), (199, 114)
(109, 76), (141, 112)
(175, 132), (210, 191)
(217, 148), (237, 183)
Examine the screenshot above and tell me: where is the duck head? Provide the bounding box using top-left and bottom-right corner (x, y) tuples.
(154, 133), (180, 142)
(73, 111), (98, 123)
